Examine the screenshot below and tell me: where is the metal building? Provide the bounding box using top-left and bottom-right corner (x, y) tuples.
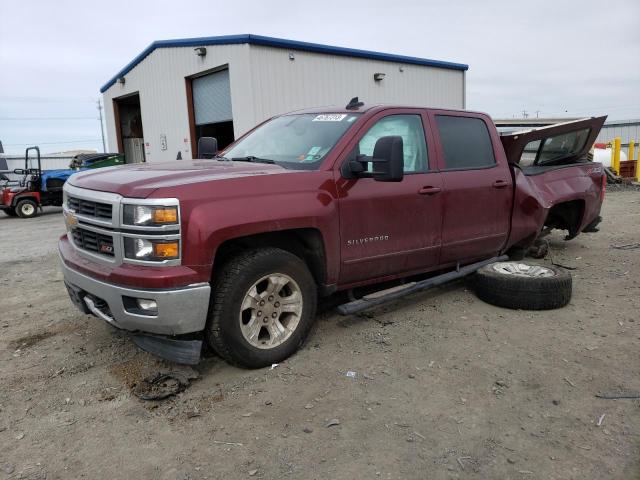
(595, 119), (640, 147)
(100, 34), (468, 162)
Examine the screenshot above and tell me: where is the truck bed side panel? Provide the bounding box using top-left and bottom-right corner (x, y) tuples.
(505, 162), (603, 250)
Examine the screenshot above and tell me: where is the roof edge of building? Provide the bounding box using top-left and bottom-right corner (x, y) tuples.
(100, 33), (469, 94)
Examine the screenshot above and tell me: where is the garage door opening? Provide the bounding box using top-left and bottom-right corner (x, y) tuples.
(187, 68), (235, 157)
(114, 93), (145, 163)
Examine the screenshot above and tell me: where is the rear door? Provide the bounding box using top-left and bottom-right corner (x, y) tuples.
(429, 111), (513, 265)
(335, 109), (443, 285)
(500, 116), (607, 166)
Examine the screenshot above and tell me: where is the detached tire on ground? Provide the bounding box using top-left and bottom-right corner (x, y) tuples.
(206, 247), (317, 369)
(473, 261), (572, 310)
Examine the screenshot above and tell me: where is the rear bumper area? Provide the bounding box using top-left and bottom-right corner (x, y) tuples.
(60, 255), (211, 335)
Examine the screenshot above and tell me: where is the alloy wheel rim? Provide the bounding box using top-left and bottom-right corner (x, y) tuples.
(491, 262), (554, 278)
(239, 273), (303, 349)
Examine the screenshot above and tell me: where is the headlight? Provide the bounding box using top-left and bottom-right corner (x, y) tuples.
(124, 237), (180, 261)
(123, 205), (178, 226)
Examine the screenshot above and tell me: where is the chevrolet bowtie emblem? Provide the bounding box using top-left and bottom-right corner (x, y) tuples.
(65, 212), (79, 228)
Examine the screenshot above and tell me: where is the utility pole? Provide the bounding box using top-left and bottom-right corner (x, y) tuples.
(535, 110), (541, 118)
(97, 99), (106, 153)
(522, 110), (529, 119)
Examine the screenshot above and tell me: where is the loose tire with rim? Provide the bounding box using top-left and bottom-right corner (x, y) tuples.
(16, 199), (38, 218)
(206, 248), (317, 368)
(473, 261), (571, 310)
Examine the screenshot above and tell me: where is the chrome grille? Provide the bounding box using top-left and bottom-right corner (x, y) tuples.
(67, 196), (112, 220)
(71, 227), (115, 257)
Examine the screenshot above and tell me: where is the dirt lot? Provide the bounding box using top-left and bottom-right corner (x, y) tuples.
(1, 192), (639, 480)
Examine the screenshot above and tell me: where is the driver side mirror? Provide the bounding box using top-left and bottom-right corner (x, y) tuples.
(343, 136), (404, 182)
(370, 136), (404, 182)
(13, 168), (25, 175)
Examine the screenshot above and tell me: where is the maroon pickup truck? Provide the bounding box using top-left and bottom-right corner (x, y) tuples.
(58, 102), (606, 366)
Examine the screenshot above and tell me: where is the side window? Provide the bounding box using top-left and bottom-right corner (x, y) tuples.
(435, 115), (496, 170)
(358, 115), (428, 173)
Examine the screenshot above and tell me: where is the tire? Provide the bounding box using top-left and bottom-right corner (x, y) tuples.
(2, 208), (17, 217)
(206, 248), (317, 368)
(473, 261), (572, 310)
(15, 199), (38, 218)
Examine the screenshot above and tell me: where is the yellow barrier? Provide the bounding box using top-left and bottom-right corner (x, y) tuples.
(613, 137), (621, 174)
(629, 140), (636, 161)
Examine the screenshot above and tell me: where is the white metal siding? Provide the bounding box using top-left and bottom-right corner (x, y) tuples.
(596, 121), (640, 145)
(102, 43), (464, 162)
(103, 44), (253, 162)
(247, 45), (464, 126)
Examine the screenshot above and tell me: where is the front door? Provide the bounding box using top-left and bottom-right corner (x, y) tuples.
(335, 111), (443, 285)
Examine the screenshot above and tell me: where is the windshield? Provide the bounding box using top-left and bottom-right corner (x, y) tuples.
(223, 113), (361, 169)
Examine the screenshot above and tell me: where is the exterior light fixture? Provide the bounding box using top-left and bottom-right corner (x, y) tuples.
(289, 52), (295, 61)
(373, 72), (386, 82)
(194, 47), (207, 57)
(118, 77), (125, 85)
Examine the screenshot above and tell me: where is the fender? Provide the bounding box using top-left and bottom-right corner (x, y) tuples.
(152, 171), (342, 284)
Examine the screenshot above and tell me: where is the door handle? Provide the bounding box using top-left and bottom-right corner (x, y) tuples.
(492, 180), (509, 188)
(418, 186), (441, 195)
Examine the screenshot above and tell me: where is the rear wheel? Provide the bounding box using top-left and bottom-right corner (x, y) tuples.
(15, 199), (38, 219)
(206, 248), (317, 368)
(473, 261), (572, 310)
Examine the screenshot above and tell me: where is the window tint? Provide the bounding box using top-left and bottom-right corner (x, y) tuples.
(537, 129), (589, 164)
(358, 115), (428, 173)
(436, 115), (496, 170)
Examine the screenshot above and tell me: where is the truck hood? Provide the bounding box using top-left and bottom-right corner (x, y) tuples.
(68, 160), (291, 198)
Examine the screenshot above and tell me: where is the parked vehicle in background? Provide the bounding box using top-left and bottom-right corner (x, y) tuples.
(69, 152), (125, 170)
(1, 148), (127, 219)
(58, 100), (606, 367)
(1, 147), (67, 218)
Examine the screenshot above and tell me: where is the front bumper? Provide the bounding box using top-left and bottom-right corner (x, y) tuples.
(60, 255), (211, 336)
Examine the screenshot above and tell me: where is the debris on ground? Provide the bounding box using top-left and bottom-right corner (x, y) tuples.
(345, 370), (357, 378)
(596, 391), (640, 399)
(132, 369), (197, 401)
(610, 243), (640, 250)
(325, 419), (340, 427)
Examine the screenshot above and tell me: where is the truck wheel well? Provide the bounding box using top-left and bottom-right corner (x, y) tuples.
(213, 228), (327, 288)
(545, 200), (585, 239)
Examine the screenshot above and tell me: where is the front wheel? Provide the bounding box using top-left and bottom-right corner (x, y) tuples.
(15, 199), (38, 218)
(206, 248), (317, 368)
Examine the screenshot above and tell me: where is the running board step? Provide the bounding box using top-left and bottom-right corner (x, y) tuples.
(336, 255), (508, 315)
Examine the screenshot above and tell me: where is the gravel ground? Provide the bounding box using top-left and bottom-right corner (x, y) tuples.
(0, 192), (639, 480)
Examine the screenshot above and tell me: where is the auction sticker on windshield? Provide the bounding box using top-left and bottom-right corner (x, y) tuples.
(313, 114), (347, 122)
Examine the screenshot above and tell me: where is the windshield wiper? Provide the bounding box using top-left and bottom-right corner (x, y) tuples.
(231, 156), (276, 164)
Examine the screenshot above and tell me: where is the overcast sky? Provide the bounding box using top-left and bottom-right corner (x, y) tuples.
(1, 0), (638, 154)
